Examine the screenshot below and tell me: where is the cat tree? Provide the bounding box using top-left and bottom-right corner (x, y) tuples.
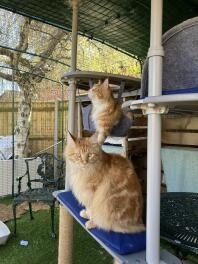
(58, 1), (79, 263)
(0, 0), (196, 263)
(57, 0), (177, 264)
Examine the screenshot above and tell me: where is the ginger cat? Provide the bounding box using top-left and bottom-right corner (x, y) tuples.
(88, 79), (122, 144)
(65, 132), (145, 233)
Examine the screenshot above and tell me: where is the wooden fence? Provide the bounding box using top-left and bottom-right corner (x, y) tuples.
(0, 100), (68, 156)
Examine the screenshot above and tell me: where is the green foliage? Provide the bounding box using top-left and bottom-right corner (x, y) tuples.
(0, 195), (12, 205)
(47, 36), (141, 87)
(0, 9), (141, 92)
(0, 196), (197, 264)
(0, 211), (58, 264)
(42, 35), (141, 93)
(0, 210), (112, 264)
(77, 38), (141, 77)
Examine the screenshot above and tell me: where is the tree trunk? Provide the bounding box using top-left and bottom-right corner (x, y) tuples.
(14, 83), (33, 158)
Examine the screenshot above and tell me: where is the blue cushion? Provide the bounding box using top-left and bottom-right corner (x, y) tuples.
(162, 87), (198, 95)
(57, 191), (146, 255)
(141, 87), (198, 99)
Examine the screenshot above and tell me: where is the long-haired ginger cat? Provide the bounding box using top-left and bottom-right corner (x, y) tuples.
(88, 79), (122, 144)
(66, 132), (145, 233)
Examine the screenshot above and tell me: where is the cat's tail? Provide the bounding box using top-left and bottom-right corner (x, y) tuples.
(127, 224), (145, 233)
(115, 224), (145, 234)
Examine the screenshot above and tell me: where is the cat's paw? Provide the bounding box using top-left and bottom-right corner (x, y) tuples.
(80, 209), (89, 219)
(85, 220), (96, 230)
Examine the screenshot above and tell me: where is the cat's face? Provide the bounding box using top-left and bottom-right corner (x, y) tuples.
(88, 79), (112, 101)
(66, 133), (101, 167)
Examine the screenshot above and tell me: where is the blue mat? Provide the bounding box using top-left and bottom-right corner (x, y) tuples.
(56, 191), (146, 255)
(140, 87), (198, 99)
(162, 87), (198, 95)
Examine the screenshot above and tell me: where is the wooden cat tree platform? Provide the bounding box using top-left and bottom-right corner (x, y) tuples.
(61, 70), (141, 92)
(61, 70), (147, 157)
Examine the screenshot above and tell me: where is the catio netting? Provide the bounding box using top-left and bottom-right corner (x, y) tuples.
(0, 0), (197, 60)
(0, 10), (72, 197)
(0, 65), (67, 197)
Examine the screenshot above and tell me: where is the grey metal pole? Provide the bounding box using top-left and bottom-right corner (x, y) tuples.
(67, 0), (79, 134)
(58, 1), (79, 264)
(146, 0), (164, 264)
(54, 99), (60, 180)
(11, 68), (15, 197)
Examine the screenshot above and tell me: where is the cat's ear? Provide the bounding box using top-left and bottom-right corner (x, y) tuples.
(89, 132), (98, 144)
(102, 78), (109, 89)
(67, 131), (76, 146)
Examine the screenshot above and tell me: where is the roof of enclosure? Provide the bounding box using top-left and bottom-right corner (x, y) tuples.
(0, 0), (197, 59)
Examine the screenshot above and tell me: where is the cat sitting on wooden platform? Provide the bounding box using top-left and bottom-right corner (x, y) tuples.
(88, 79), (123, 144)
(65, 132), (145, 233)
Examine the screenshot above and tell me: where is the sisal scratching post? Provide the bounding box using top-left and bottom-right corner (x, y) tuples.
(58, 1), (79, 264)
(58, 205), (73, 264)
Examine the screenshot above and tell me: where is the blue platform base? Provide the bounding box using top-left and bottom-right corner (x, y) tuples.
(54, 191), (146, 255)
(54, 190), (182, 264)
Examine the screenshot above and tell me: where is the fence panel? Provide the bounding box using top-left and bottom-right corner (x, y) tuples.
(0, 100), (67, 197)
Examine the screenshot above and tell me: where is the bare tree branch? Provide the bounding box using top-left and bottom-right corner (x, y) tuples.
(0, 47), (14, 59)
(30, 26), (55, 39)
(0, 47), (31, 69)
(34, 29), (66, 71)
(16, 17), (30, 52)
(87, 40), (102, 51)
(0, 71), (13, 82)
(13, 17), (31, 68)
(19, 57), (32, 69)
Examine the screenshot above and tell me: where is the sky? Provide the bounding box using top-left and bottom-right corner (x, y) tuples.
(0, 10), (22, 95)
(0, 79), (19, 96)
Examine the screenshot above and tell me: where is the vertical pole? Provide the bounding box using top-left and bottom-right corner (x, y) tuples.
(12, 69), (15, 197)
(54, 99), (59, 178)
(146, 1), (164, 264)
(65, 0), (79, 187)
(58, 1), (79, 264)
(61, 83), (64, 156)
(54, 100), (59, 157)
(77, 102), (82, 137)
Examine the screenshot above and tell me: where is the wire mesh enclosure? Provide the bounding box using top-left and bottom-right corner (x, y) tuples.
(0, 70), (67, 197)
(0, 0), (197, 60)
(0, 11), (72, 198)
